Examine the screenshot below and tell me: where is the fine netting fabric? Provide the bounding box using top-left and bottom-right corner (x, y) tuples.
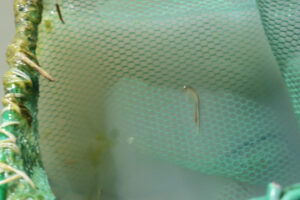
(257, 0), (300, 123)
(34, 0), (300, 199)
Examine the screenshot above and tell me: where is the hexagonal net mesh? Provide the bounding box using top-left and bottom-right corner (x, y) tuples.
(32, 0), (300, 199)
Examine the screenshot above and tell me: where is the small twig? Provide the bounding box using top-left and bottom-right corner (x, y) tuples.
(56, 3), (65, 24)
(0, 143), (20, 155)
(0, 122), (20, 155)
(0, 162), (35, 188)
(0, 174), (21, 185)
(16, 52), (55, 82)
(0, 122), (35, 188)
(0, 129), (17, 143)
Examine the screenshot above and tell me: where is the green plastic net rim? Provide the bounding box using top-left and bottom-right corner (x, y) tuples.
(0, 0), (54, 199)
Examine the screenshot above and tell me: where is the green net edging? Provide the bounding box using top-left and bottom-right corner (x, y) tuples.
(0, 0), (54, 199)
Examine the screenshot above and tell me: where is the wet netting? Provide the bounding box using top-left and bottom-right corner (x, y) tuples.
(1, 0), (300, 199)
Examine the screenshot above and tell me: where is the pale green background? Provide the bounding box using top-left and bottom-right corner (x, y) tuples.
(0, 1), (14, 114)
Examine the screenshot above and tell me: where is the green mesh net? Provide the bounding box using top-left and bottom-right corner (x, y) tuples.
(1, 0), (300, 199)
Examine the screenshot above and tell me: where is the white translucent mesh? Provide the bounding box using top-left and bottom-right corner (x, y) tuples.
(35, 0), (300, 199)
